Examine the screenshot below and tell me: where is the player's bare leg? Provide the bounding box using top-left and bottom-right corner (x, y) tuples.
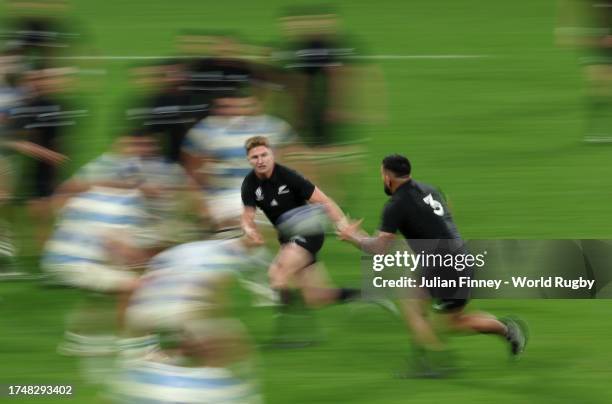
(444, 310), (506, 335)
(399, 298), (445, 351)
(443, 310), (528, 357)
(265, 243), (316, 347)
(268, 243), (312, 290)
(394, 297), (457, 379)
(270, 242), (360, 307)
(296, 262), (341, 308)
(266, 242), (361, 347)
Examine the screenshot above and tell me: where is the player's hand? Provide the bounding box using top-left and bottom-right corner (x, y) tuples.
(336, 218), (364, 242)
(244, 227), (265, 246)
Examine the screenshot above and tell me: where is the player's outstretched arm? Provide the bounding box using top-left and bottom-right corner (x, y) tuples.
(4, 140), (68, 165)
(241, 205), (264, 245)
(338, 221), (396, 255)
(357, 231), (396, 255)
(308, 187), (348, 230)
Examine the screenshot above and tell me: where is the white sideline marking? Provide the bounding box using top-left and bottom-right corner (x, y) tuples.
(36, 54), (491, 61)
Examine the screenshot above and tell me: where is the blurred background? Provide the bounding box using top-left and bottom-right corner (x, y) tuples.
(2, 0), (612, 403)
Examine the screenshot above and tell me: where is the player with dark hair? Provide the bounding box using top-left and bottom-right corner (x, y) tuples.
(339, 153), (527, 376)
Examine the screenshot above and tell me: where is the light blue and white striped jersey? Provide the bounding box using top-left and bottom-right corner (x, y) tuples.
(74, 153), (150, 185)
(75, 153), (185, 183)
(113, 360), (260, 404)
(139, 158), (190, 188)
(42, 186), (147, 266)
(130, 240), (246, 309)
(78, 153), (190, 208)
(43, 153), (154, 266)
(183, 115), (295, 192)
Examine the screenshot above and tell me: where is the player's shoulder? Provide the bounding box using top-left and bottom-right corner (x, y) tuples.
(274, 162), (291, 172)
(414, 180), (446, 200)
(411, 179), (435, 192)
(402, 180), (450, 211)
(241, 169), (257, 186)
(389, 180), (432, 206)
(274, 163), (304, 179)
(402, 179), (438, 196)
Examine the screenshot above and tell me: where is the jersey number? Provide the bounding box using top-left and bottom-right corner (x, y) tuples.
(423, 194), (444, 216)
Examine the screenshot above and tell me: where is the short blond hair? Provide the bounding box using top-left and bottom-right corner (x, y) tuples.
(244, 136), (271, 154)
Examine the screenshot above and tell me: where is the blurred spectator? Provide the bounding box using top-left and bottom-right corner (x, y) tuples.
(557, 0), (612, 141)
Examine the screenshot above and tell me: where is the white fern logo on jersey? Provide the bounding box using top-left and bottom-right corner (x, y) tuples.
(271, 199), (278, 207)
(278, 185), (290, 195)
(255, 187), (264, 201)
(290, 235), (306, 243)
(423, 194), (444, 216)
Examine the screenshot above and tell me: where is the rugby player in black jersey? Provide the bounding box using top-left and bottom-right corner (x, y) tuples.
(241, 135), (372, 346)
(338, 154), (527, 376)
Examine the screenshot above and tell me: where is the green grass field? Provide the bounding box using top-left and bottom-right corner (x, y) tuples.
(2, 0), (612, 403)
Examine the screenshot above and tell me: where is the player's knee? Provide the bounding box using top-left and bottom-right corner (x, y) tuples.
(301, 291), (319, 308)
(270, 277), (287, 289)
(268, 264), (287, 289)
(301, 286), (335, 308)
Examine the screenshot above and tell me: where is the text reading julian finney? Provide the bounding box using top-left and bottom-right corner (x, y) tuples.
(369, 251), (595, 291)
(372, 275), (595, 290)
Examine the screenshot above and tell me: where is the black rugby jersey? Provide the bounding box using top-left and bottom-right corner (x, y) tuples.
(380, 179), (461, 241)
(241, 163), (315, 226)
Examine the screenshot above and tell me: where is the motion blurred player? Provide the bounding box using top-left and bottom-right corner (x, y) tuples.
(338, 154), (527, 376)
(7, 68), (83, 249)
